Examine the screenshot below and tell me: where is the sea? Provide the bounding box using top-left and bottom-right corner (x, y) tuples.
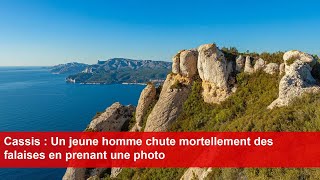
(0, 67), (145, 180)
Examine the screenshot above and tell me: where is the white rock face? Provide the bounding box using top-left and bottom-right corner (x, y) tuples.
(236, 55), (245, 72)
(144, 74), (191, 132)
(283, 50), (316, 67)
(179, 50), (198, 78)
(87, 102), (135, 132)
(133, 83), (157, 131)
(172, 51), (181, 74)
(264, 63), (279, 75)
(244, 56), (254, 74)
(63, 102), (135, 180)
(197, 44), (229, 89)
(254, 58), (266, 71)
(180, 168), (212, 180)
(279, 63), (285, 74)
(268, 51), (320, 109)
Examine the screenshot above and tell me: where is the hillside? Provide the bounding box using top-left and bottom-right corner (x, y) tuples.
(65, 58), (171, 84)
(49, 62), (88, 74)
(63, 44), (320, 180)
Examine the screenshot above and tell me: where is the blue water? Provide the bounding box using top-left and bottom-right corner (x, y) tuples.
(0, 67), (144, 180)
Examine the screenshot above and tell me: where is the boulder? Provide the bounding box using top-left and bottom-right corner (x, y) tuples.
(254, 58), (266, 71)
(197, 44), (229, 89)
(244, 56), (254, 74)
(268, 51), (320, 109)
(144, 74), (191, 132)
(179, 50), (198, 78)
(235, 55), (245, 72)
(134, 83), (157, 130)
(264, 63), (279, 75)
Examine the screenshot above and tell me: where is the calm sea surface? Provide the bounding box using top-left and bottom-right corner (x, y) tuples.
(0, 67), (144, 180)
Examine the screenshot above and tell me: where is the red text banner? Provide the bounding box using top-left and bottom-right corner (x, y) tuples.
(0, 132), (319, 168)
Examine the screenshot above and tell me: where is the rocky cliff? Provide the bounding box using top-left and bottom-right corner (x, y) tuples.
(63, 102), (135, 180)
(63, 43), (320, 180)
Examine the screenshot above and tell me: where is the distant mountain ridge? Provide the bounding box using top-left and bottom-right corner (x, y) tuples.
(49, 62), (88, 74)
(50, 58), (172, 84)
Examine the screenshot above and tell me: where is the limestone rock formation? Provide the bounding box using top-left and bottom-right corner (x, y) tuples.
(201, 81), (230, 103)
(144, 73), (191, 132)
(254, 58), (266, 71)
(132, 83), (157, 131)
(197, 44), (229, 89)
(87, 102), (135, 132)
(63, 102), (135, 180)
(197, 44), (231, 103)
(180, 168), (212, 180)
(179, 50), (198, 78)
(172, 51), (182, 74)
(264, 63), (279, 75)
(268, 51), (320, 109)
(244, 56), (254, 74)
(283, 50), (316, 67)
(235, 55), (245, 72)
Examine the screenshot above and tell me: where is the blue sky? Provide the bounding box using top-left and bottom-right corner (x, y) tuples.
(0, 0), (319, 66)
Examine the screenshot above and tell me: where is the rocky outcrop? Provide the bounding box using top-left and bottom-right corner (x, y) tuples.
(283, 50), (316, 67)
(86, 102), (135, 132)
(197, 44), (231, 103)
(264, 63), (279, 75)
(144, 74), (191, 131)
(172, 51), (182, 74)
(197, 44), (228, 89)
(254, 58), (266, 71)
(235, 55), (245, 72)
(144, 47), (199, 132)
(63, 102), (135, 180)
(132, 83), (157, 131)
(179, 50), (198, 78)
(244, 56), (254, 74)
(268, 50), (320, 109)
(180, 168), (212, 180)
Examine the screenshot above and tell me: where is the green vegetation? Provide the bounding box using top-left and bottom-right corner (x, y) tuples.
(286, 56), (297, 66)
(259, 51), (284, 64)
(115, 71), (320, 179)
(170, 80), (185, 89)
(106, 51), (320, 179)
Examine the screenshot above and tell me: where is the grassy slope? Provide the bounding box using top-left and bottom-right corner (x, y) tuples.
(112, 71), (320, 180)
